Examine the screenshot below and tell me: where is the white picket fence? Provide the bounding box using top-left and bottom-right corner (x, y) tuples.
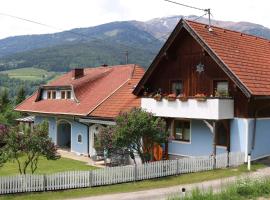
(0, 152), (245, 195)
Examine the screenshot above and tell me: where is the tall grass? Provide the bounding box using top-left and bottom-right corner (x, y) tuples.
(169, 178), (270, 200)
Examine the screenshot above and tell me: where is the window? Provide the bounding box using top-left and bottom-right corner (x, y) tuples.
(77, 134), (82, 143)
(66, 91), (71, 99)
(216, 121), (229, 147)
(170, 80), (183, 96)
(173, 120), (190, 142)
(47, 91), (51, 99)
(61, 91), (66, 99)
(214, 81), (229, 97)
(52, 91), (56, 99)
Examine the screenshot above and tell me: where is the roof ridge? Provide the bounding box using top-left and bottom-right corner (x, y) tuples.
(88, 65), (137, 116)
(87, 78), (131, 116)
(185, 19), (270, 43)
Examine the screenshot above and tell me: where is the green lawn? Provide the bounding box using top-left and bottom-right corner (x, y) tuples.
(0, 156), (97, 176)
(0, 163), (265, 200)
(0, 67), (61, 81)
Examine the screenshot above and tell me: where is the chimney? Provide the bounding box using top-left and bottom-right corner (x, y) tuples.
(72, 68), (84, 79)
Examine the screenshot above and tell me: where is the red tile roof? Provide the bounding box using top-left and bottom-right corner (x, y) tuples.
(186, 20), (270, 96)
(15, 64), (144, 118)
(134, 19), (270, 97)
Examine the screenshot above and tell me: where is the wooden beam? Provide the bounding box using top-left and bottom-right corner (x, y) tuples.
(203, 120), (214, 133)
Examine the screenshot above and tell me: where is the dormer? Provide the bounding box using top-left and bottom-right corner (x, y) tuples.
(39, 86), (74, 100)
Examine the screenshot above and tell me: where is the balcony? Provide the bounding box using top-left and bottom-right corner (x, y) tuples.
(141, 97), (234, 120)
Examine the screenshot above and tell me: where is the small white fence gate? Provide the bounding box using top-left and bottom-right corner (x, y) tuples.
(0, 152), (245, 195)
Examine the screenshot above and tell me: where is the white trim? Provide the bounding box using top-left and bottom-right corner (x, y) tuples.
(170, 140), (191, 145)
(79, 118), (116, 126)
(168, 152), (193, 158)
(234, 117), (270, 121)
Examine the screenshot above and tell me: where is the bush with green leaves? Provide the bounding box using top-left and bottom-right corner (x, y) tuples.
(0, 122), (59, 174)
(97, 108), (167, 164)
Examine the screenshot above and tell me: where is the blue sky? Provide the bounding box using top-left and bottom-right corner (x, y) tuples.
(0, 0), (269, 39)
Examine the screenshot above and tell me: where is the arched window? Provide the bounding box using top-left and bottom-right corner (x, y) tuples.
(77, 134), (82, 143)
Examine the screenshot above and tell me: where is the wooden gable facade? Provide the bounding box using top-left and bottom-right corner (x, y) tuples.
(134, 19), (270, 118)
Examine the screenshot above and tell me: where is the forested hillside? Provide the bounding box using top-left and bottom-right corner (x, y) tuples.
(1, 16), (270, 72)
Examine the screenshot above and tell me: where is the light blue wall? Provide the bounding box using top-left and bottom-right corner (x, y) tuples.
(34, 116), (57, 143)
(168, 119), (227, 157)
(248, 119), (270, 160)
(230, 118), (247, 154)
(34, 115), (89, 155)
(71, 121), (88, 155)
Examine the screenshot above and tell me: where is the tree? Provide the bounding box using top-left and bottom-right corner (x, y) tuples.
(98, 108), (167, 164)
(0, 89), (9, 107)
(16, 87), (26, 105)
(0, 122), (60, 174)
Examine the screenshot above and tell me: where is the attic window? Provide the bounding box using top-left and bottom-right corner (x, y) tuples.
(47, 91), (51, 99)
(61, 91), (65, 99)
(170, 80), (183, 96)
(66, 91), (71, 99)
(52, 91), (56, 99)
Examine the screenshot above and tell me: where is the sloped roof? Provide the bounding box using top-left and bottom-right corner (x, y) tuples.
(15, 64), (144, 118)
(134, 19), (270, 97)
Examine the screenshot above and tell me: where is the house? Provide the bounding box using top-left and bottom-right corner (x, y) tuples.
(133, 19), (270, 161)
(15, 64), (144, 157)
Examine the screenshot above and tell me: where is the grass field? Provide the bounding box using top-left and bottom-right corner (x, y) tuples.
(0, 156), (97, 176)
(169, 177), (270, 200)
(0, 163), (265, 200)
(0, 67), (61, 81)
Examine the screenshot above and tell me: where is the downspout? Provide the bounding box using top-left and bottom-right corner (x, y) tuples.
(73, 117), (91, 157)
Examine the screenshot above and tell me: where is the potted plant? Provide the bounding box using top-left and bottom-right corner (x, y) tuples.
(214, 90), (229, 98)
(153, 93), (162, 101)
(177, 94), (188, 102)
(167, 93), (176, 101)
(195, 93), (207, 102)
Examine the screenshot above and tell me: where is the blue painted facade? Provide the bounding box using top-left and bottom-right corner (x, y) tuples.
(168, 117), (270, 161)
(34, 115), (270, 160)
(247, 119), (270, 160)
(34, 115), (89, 155)
(168, 119), (227, 157)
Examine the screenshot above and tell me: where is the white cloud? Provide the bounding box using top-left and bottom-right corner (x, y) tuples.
(0, 0), (269, 39)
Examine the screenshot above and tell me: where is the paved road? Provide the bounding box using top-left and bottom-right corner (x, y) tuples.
(69, 167), (270, 200)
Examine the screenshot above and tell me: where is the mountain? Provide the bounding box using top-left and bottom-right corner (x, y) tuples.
(0, 15), (270, 71)
(0, 21), (162, 71)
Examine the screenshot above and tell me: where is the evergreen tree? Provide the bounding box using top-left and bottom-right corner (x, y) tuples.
(0, 89), (9, 107)
(16, 87), (26, 105)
